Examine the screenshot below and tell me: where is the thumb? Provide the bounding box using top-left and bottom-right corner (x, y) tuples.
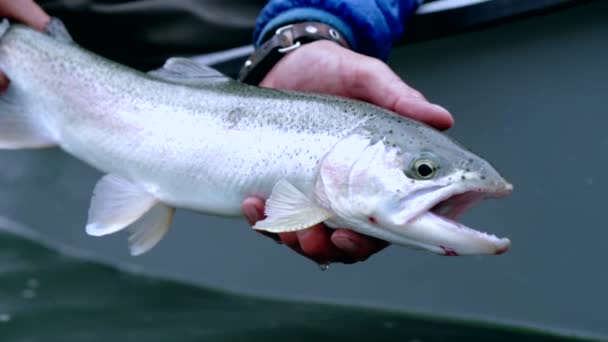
(0, 0), (50, 31)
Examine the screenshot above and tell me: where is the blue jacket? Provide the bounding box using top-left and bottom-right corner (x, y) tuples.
(254, 0), (422, 61)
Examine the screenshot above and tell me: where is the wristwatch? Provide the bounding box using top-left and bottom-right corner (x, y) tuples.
(237, 21), (350, 85)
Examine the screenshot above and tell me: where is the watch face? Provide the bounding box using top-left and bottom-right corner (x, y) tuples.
(403, 0), (594, 43)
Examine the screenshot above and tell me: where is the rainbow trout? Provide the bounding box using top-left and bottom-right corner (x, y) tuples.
(0, 18), (512, 256)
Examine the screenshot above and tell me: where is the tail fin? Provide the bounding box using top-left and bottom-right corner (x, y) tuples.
(0, 19), (56, 149)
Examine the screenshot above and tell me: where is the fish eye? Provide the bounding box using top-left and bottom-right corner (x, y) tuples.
(411, 158), (438, 180)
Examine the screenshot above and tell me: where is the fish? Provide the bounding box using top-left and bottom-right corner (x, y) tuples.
(0, 18), (513, 257)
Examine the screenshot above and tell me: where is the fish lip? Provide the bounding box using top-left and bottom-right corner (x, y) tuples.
(409, 180), (512, 224)
(485, 181), (513, 199)
(402, 181), (513, 256)
(430, 181), (513, 221)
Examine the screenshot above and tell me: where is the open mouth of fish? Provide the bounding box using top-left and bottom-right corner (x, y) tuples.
(406, 184), (513, 256)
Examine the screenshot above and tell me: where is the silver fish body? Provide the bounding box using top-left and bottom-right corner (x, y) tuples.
(1, 22), (351, 213)
(0, 19), (513, 256)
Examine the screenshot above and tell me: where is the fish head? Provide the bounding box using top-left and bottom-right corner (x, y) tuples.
(316, 120), (512, 256)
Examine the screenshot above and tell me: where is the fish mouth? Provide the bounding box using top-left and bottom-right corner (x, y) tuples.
(404, 183), (512, 256)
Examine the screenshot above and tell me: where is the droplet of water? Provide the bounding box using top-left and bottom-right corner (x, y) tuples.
(318, 263), (330, 271)
(21, 288), (36, 299)
(0, 313), (11, 323)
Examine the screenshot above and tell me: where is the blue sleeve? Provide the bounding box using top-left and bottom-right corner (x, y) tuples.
(253, 0), (422, 61)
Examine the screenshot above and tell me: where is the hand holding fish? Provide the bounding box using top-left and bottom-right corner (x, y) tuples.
(243, 40), (455, 264)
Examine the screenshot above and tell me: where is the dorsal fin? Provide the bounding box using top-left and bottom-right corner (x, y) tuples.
(147, 57), (231, 85)
(44, 17), (73, 43)
(0, 19), (9, 39)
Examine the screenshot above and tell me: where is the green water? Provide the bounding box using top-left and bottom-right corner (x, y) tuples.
(0, 228), (600, 341)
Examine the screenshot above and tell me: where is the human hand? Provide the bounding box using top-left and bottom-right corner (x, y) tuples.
(0, 0), (49, 90)
(0, 0), (49, 30)
(243, 40), (454, 266)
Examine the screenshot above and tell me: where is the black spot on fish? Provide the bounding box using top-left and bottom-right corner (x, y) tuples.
(225, 107), (246, 128)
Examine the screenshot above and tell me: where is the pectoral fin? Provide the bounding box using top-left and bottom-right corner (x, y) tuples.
(86, 174), (157, 236)
(127, 203), (175, 256)
(253, 180), (333, 233)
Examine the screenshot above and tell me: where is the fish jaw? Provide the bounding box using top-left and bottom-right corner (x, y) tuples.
(402, 211), (511, 256)
(385, 180), (513, 256)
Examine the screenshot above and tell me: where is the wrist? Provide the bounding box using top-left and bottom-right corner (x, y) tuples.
(238, 21), (350, 85)
(254, 8), (355, 50)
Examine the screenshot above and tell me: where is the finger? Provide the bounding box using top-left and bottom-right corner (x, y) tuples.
(345, 58), (454, 130)
(392, 97), (454, 131)
(295, 225), (343, 263)
(242, 197), (340, 262)
(242, 197), (264, 225)
(0, 0), (50, 31)
(278, 232), (304, 254)
(331, 229), (389, 262)
(242, 197), (282, 243)
(0, 72), (9, 93)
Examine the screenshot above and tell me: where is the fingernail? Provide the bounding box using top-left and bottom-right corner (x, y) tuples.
(333, 236), (359, 254)
(244, 206), (261, 224)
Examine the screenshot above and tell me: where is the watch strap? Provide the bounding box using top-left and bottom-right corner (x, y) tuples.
(238, 21), (350, 85)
